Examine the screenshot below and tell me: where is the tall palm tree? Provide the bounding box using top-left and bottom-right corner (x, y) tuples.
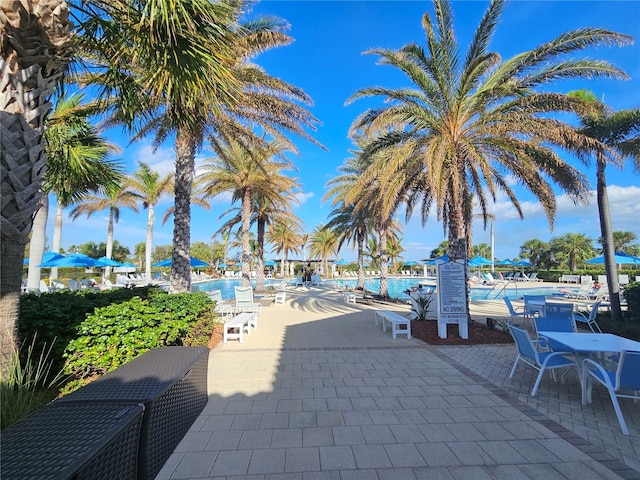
(346, 0), (630, 312)
(70, 184), (140, 281)
(200, 140), (299, 286)
(1, 1), (74, 360)
(325, 204), (372, 291)
(81, 1), (321, 293)
(550, 233), (594, 272)
(519, 239), (550, 269)
(267, 219), (303, 278)
(124, 162), (173, 281)
(607, 231), (638, 253)
(325, 137), (375, 290)
(27, 93), (122, 289)
(308, 225), (340, 280)
(568, 89), (640, 321)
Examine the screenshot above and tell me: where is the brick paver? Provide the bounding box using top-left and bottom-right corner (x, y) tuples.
(156, 285), (640, 480)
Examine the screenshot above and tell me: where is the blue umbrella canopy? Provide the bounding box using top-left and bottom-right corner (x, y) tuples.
(217, 263), (228, 269)
(468, 256), (493, 267)
(39, 253), (105, 268)
(24, 251), (64, 265)
(585, 252), (640, 265)
(496, 259), (517, 266)
(423, 254), (449, 265)
(404, 260), (420, 266)
(514, 260), (533, 267)
(96, 256), (123, 267)
(264, 260), (276, 267)
(152, 256), (210, 267)
(335, 259), (349, 266)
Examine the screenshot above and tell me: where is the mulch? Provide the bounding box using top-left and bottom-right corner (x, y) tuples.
(410, 320), (514, 345)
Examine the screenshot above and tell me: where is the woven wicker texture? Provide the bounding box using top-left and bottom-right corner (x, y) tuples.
(1, 402), (143, 480)
(59, 346), (209, 480)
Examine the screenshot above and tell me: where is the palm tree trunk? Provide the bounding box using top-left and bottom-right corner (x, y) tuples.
(379, 229), (389, 298)
(170, 129), (195, 293)
(51, 199), (63, 281)
(241, 188), (252, 287)
(145, 206), (154, 282)
(104, 208), (115, 282)
(255, 218), (266, 292)
(357, 233), (365, 290)
(596, 157), (622, 321)
(27, 197), (49, 291)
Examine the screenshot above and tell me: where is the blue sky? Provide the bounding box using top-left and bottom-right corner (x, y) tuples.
(50, 1), (640, 263)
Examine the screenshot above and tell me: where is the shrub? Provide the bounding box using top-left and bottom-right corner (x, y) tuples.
(623, 281), (640, 322)
(61, 292), (215, 394)
(18, 286), (160, 371)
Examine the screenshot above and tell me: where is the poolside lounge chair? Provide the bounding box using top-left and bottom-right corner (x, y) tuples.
(207, 289), (234, 317)
(39, 280), (50, 293)
(564, 281), (593, 300)
(295, 275), (304, 286)
(507, 323), (578, 397)
(234, 286), (261, 316)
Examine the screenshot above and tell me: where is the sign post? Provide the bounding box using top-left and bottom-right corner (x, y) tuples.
(436, 260), (468, 339)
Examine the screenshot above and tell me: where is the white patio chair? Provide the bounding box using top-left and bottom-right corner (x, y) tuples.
(207, 289), (234, 317)
(582, 351), (640, 435)
(234, 285), (261, 316)
(507, 323), (578, 397)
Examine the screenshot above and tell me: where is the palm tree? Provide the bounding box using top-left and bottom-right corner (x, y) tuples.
(607, 231), (638, 253)
(325, 138), (375, 290)
(1, 1), (74, 359)
(81, 1), (321, 293)
(124, 162), (173, 282)
(27, 93), (122, 289)
(308, 225), (340, 280)
(569, 89), (640, 321)
(325, 204), (372, 291)
(386, 236), (405, 273)
(519, 239), (550, 269)
(550, 233), (595, 272)
(200, 140), (298, 286)
(267, 219), (303, 278)
(345, 0), (630, 314)
(70, 184), (140, 281)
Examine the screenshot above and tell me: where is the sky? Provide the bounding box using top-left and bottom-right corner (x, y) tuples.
(47, 0), (640, 263)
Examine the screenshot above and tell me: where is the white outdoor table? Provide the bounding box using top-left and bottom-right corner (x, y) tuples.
(537, 332), (640, 354)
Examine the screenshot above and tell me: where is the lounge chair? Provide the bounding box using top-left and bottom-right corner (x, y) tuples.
(207, 289), (234, 316)
(564, 281), (593, 300)
(295, 275), (304, 286)
(582, 351), (640, 435)
(39, 280), (50, 293)
(234, 285), (261, 316)
(507, 323), (578, 397)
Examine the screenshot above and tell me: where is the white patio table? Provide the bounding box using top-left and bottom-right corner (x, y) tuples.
(536, 332), (640, 384)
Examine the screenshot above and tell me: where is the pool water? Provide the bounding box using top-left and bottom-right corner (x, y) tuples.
(194, 276), (565, 301)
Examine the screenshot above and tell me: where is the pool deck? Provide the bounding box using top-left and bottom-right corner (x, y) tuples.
(156, 282), (639, 480)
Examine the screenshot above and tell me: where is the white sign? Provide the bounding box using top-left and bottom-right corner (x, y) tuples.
(436, 260), (469, 339)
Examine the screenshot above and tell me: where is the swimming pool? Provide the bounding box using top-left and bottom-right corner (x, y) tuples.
(193, 276), (566, 301)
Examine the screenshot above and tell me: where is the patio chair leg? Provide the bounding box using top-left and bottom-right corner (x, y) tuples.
(608, 392), (630, 435)
(531, 369), (545, 397)
(509, 356), (520, 379)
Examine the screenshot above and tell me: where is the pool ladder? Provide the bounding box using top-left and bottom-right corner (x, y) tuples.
(486, 281), (519, 300)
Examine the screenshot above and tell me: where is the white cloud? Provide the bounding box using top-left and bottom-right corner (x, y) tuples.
(294, 191), (314, 206)
(133, 142), (175, 177)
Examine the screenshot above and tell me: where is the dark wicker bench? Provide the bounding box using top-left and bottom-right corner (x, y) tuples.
(1, 402), (144, 480)
(58, 346), (209, 480)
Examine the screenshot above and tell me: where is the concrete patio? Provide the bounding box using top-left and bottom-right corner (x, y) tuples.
(156, 285), (640, 480)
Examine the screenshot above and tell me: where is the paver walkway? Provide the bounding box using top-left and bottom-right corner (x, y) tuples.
(156, 285), (640, 480)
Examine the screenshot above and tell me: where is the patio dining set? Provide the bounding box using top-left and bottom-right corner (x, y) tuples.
(504, 295), (640, 436)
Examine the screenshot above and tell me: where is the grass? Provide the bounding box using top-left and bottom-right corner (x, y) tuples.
(0, 337), (65, 430)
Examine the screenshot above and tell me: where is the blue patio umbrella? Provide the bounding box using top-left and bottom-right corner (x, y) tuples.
(152, 256), (210, 267)
(335, 259), (349, 266)
(217, 263), (228, 269)
(496, 259), (517, 266)
(585, 252), (640, 265)
(95, 256), (123, 267)
(264, 260), (276, 267)
(404, 260), (419, 266)
(423, 254), (449, 265)
(39, 253), (106, 268)
(24, 251), (65, 266)
(468, 256), (493, 267)
(514, 260), (533, 267)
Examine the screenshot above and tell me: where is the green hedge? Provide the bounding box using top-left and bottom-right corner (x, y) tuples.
(624, 282), (640, 322)
(18, 286), (161, 372)
(61, 292), (215, 394)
